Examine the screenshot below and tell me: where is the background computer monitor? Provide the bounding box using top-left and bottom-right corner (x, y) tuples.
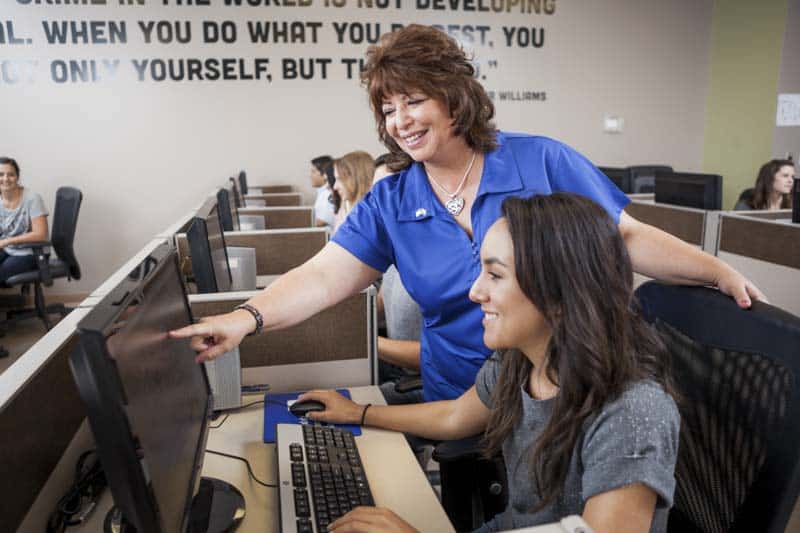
(187, 197), (233, 293)
(69, 243), (242, 532)
(598, 166), (632, 193)
(655, 170), (723, 210)
(630, 165), (674, 194)
(217, 187), (240, 232)
(228, 177), (242, 209)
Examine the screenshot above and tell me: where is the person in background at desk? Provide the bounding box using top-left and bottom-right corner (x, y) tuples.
(734, 158), (795, 210)
(331, 150), (374, 233)
(310, 155), (337, 227)
(0, 157), (49, 284)
(171, 25), (762, 404)
(301, 193), (680, 533)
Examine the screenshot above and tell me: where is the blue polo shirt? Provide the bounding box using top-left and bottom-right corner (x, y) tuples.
(332, 132), (629, 401)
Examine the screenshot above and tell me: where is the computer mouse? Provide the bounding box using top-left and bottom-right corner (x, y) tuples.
(289, 399), (326, 418)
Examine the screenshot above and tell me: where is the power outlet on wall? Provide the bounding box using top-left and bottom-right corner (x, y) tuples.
(603, 115), (624, 134)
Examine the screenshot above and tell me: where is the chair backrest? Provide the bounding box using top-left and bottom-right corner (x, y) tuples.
(51, 187), (82, 280)
(736, 187), (755, 206)
(635, 282), (800, 533)
(238, 170), (248, 195)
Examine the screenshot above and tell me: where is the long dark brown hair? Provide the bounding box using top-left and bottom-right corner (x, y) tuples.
(751, 159), (794, 209)
(361, 24), (497, 172)
(482, 193), (673, 510)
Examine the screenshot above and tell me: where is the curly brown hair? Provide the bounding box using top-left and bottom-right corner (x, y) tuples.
(361, 24), (497, 172)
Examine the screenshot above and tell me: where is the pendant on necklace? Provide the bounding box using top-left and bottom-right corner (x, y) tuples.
(445, 196), (465, 216)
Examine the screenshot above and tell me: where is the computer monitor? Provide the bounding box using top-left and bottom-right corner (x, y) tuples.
(655, 170), (723, 210)
(217, 187), (240, 232)
(228, 177), (242, 209)
(598, 166), (632, 193)
(187, 197), (233, 293)
(69, 243), (244, 532)
(630, 165), (673, 194)
(238, 170), (248, 195)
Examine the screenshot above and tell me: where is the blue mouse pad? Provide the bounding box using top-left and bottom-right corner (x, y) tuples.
(262, 389), (362, 443)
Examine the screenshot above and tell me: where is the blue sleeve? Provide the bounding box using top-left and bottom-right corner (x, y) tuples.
(330, 190), (394, 273)
(548, 143), (630, 224)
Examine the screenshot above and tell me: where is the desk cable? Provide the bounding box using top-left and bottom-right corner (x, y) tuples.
(206, 399), (283, 489)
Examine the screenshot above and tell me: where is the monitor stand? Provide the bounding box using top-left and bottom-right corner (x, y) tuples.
(104, 477), (245, 532)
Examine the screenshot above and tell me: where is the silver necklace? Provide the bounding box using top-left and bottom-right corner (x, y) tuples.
(426, 151), (477, 216)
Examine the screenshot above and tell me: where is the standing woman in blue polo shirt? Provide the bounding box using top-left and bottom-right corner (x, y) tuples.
(172, 25), (764, 402)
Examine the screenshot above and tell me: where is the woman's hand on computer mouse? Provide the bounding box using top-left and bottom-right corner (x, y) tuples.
(169, 310), (254, 363)
(328, 507), (419, 532)
(296, 390), (363, 425)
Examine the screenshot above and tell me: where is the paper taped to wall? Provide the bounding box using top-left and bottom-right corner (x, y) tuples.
(777, 94), (800, 126)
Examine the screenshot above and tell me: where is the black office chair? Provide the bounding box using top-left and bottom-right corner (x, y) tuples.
(392, 374), (508, 532)
(635, 282), (800, 533)
(629, 165), (673, 193)
(734, 187), (755, 210)
(4, 187), (83, 331)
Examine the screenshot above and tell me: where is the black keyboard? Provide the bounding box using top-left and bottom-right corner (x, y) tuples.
(276, 423), (375, 533)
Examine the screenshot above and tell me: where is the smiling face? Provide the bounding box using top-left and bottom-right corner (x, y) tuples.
(381, 92), (461, 165)
(469, 219), (551, 356)
(772, 164), (796, 195)
(0, 163), (20, 194)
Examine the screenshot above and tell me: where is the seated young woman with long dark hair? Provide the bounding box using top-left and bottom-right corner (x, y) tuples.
(299, 192), (680, 533)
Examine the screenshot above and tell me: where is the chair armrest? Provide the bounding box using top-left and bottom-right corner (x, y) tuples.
(394, 375), (423, 394)
(12, 241), (54, 286)
(432, 434), (485, 463)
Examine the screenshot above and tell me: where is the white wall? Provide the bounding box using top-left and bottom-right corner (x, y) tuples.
(1, 0), (713, 294)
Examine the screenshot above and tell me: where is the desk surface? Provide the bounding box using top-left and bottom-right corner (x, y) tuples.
(74, 386), (454, 533)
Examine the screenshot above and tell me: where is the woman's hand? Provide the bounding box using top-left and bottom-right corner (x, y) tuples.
(714, 263), (767, 309)
(328, 507), (419, 532)
(295, 390), (365, 425)
(169, 309), (256, 363)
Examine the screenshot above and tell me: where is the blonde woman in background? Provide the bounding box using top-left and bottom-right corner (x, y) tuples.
(332, 151), (375, 232)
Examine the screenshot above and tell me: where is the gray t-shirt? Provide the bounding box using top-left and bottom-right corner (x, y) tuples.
(474, 354), (680, 533)
(0, 189), (48, 256)
(382, 266), (422, 342)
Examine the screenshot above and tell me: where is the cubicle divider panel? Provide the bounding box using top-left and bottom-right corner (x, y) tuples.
(624, 201), (706, 245)
(190, 291), (373, 368)
(717, 215), (800, 317)
(729, 209), (793, 221)
(718, 216), (800, 270)
(224, 230), (328, 275)
(244, 193), (302, 207)
(238, 207), (314, 229)
(255, 185), (294, 193)
(0, 336), (86, 532)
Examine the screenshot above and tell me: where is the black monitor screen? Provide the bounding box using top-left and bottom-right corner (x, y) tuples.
(655, 171), (722, 210)
(217, 187), (240, 232)
(207, 205), (232, 292)
(187, 197), (232, 293)
(70, 244), (211, 532)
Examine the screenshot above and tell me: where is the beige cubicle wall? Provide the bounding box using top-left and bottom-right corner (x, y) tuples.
(714, 213), (800, 316)
(244, 192), (303, 207)
(237, 206), (315, 229)
(0, 307), (93, 533)
(175, 228), (328, 288)
(249, 184), (295, 194)
(188, 287), (378, 392)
